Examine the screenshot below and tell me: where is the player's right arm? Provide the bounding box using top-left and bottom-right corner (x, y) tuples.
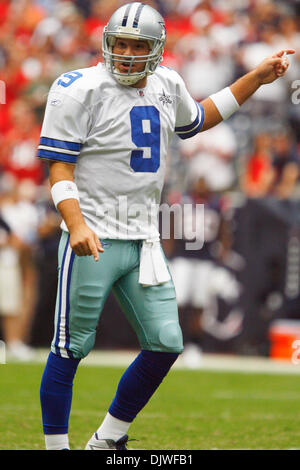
(49, 161), (103, 261)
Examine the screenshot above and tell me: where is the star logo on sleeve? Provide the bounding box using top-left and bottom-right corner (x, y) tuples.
(159, 89), (172, 106)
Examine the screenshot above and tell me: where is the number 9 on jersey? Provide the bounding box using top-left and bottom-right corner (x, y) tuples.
(130, 105), (161, 173)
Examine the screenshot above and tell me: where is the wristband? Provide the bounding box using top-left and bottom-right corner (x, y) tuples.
(51, 180), (79, 209)
(209, 87), (240, 120)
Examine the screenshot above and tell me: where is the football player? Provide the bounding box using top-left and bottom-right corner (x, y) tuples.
(38, 2), (293, 450)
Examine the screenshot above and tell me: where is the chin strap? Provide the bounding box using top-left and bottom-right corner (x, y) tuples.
(113, 69), (146, 86)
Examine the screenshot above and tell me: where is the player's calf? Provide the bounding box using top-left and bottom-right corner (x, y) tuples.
(86, 350), (179, 449)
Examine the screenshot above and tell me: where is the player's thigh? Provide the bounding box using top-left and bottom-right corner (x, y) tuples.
(52, 232), (115, 359)
(113, 267), (183, 353)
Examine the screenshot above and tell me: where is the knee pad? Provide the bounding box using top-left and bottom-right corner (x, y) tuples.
(72, 332), (97, 359)
(157, 321), (184, 353)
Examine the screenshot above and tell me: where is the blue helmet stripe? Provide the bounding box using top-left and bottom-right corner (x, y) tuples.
(133, 3), (145, 28)
(122, 3), (132, 26)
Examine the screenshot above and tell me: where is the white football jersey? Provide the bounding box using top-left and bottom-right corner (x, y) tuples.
(38, 63), (204, 239)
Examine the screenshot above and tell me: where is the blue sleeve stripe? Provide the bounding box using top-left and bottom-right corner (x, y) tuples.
(196, 101), (205, 129)
(176, 102), (205, 140)
(37, 149), (77, 163)
(176, 121), (202, 139)
(40, 137), (81, 151)
(175, 103), (200, 133)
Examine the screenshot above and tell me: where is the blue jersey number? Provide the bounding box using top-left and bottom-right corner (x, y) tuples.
(130, 106), (161, 173)
(57, 71), (83, 88)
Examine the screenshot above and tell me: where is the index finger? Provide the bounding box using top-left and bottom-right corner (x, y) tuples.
(272, 49), (295, 58)
(87, 238), (100, 262)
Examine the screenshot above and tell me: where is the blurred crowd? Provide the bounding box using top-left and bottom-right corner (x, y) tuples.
(0, 0), (299, 361)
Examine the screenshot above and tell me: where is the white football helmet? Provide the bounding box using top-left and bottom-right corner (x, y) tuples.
(102, 2), (166, 86)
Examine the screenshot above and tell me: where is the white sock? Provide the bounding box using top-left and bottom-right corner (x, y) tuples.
(96, 413), (131, 441)
(44, 434), (69, 450)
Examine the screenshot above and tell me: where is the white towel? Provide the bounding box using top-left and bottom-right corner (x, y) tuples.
(139, 239), (171, 287)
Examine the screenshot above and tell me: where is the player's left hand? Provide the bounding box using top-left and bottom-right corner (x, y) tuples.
(255, 49), (295, 85)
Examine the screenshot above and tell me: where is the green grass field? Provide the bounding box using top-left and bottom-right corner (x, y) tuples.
(1, 362), (300, 450)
